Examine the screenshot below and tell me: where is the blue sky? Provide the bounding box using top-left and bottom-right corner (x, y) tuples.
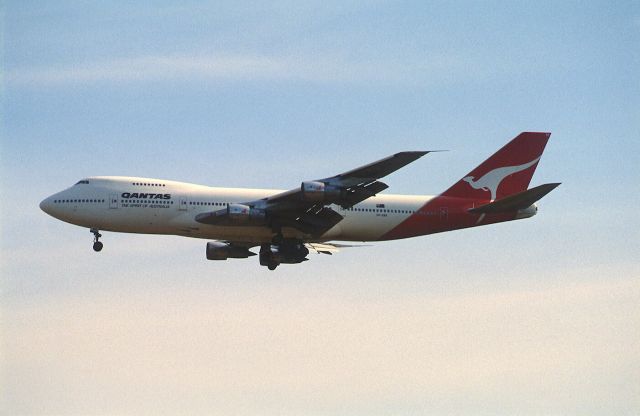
(2, 1), (639, 414)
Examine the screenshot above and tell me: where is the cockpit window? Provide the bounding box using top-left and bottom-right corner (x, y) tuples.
(75, 180), (90, 185)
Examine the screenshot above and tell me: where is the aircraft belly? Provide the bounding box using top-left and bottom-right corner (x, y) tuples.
(101, 208), (175, 234)
(330, 212), (408, 241)
(181, 225), (275, 242)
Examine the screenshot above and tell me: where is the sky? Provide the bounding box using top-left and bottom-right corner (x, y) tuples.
(1, 1), (639, 414)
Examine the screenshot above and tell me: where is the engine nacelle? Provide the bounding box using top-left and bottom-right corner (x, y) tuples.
(206, 241), (256, 260)
(300, 181), (341, 202)
(227, 203), (265, 224)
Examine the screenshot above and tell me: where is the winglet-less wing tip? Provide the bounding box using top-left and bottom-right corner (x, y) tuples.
(393, 150), (448, 159)
(334, 150), (434, 182)
(395, 151), (429, 157)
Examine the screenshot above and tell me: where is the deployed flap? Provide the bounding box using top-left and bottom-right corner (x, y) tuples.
(299, 206), (344, 230)
(469, 183), (560, 214)
(277, 207), (344, 235)
(339, 181), (389, 207)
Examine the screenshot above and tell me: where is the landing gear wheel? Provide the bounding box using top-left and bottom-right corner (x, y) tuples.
(90, 228), (103, 252)
(260, 243), (281, 270)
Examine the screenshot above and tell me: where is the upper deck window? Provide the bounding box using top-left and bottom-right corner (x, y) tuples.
(75, 180), (90, 185)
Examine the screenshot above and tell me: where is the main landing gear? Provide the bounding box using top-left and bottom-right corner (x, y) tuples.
(259, 238), (309, 271)
(261, 232), (283, 270)
(90, 228), (103, 252)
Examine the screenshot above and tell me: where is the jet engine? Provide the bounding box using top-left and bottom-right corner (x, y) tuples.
(227, 203), (266, 224)
(206, 241), (256, 260)
(300, 181), (341, 202)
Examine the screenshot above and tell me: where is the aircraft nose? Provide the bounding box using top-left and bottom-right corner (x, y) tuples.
(40, 196), (54, 215)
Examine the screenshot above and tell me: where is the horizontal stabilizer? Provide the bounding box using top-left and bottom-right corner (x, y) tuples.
(306, 243), (340, 255)
(468, 183), (561, 214)
(305, 242), (370, 255)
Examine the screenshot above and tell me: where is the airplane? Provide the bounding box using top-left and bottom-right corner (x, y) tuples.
(40, 132), (560, 270)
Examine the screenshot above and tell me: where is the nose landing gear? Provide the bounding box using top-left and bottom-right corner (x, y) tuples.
(90, 228), (103, 252)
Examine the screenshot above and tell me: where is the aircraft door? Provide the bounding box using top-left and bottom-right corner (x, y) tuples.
(109, 193), (118, 209)
(179, 197), (187, 211)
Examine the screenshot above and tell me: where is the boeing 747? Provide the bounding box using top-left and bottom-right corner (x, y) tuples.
(40, 132), (559, 269)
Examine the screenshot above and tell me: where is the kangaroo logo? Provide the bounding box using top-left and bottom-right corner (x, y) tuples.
(462, 157), (540, 201)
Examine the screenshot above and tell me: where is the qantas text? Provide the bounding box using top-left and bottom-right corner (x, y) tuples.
(121, 193), (171, 199)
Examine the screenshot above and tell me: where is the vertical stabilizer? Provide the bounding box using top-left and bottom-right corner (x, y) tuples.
(441, 132), (551, 201)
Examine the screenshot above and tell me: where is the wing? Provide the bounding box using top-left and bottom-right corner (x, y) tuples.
(196, 151), (430, 236)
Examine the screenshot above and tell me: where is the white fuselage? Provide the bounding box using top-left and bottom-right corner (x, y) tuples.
(40, 176), (432, 243)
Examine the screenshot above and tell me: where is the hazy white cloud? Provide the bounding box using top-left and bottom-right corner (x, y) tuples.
(3, 275), (639, 415)
(7, 55), (284, 84)
(4, 53), (474, 87)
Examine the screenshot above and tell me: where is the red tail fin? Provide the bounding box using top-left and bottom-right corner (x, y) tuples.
(441, 132), (551, 201)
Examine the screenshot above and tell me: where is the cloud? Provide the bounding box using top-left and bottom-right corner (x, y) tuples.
(7, 55), (285, 85)
(3, 276), (639, 415)
(5, 52), (472, 87)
